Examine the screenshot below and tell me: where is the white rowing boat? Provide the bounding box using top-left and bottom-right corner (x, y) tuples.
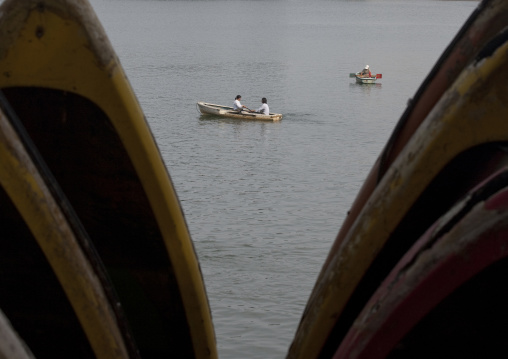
(354, 72), (382, 84)
(197, 102), (282, 121)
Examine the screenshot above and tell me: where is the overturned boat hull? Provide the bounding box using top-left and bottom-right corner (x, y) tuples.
(0, 0), (216, 358)
(289, 0), (508, 358)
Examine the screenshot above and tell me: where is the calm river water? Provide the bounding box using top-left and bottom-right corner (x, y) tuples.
(89, 1), (477, 358)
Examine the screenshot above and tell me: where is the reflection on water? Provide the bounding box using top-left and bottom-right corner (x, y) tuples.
(349, 82), (383, 93)
(198, 114), (281, 140)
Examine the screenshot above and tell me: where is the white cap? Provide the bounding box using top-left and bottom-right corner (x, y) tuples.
(365, 65), (369, 69)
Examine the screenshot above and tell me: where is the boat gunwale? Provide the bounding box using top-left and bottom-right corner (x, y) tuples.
(354, 73), (378, 83)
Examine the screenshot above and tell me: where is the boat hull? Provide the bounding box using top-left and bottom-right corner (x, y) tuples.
(355, 74), (377, 84)
(0, 0), (216, 358)
(197, 101), (282, 121)
(289, 1), (508, 358)
(334, 168), (508, 358)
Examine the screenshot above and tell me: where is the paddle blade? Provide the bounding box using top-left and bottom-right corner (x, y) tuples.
(349, 73), (356, 78)
(376, 74), (382, 79)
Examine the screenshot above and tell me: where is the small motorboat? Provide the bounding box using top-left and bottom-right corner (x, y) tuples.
(197, 101), (283, 121)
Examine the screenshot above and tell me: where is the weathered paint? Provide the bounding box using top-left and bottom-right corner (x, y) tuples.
(334, 169), (508, 357)
(0, 0), (216, 357)
(288, 3), (508, 356)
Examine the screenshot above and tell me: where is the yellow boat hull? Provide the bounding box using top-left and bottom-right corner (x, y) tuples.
(0, 0), (216, 358)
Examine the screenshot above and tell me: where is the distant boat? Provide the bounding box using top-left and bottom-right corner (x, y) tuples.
(350, 72), (383, 84)
(197, 101), (283, 121)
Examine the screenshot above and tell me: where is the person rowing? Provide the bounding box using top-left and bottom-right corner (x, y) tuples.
(359, 65), (372, 78)
(233, 95), (249, 112)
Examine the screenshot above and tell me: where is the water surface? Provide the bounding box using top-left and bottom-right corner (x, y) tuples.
(90, 1), (478, 357)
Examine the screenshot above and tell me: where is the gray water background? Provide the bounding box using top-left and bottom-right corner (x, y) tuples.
(89, 1), (477, 357)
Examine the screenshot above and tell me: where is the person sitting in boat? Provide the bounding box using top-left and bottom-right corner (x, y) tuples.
(359, 65), (372, 78)
(233, 95), (248, 112)
(253, 97), (269, 115)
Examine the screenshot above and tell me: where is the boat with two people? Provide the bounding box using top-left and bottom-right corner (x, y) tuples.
(197, 99), (282, 122)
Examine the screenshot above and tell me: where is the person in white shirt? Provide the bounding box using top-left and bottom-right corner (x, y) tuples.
(255, 97), (269, 115)
(233, 95), (248, 112)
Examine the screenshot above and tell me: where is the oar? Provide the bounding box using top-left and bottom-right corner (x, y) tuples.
(376, 74), (383, 79)
(349, 73), (357, 78)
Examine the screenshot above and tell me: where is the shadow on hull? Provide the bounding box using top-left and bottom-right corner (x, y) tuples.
(0, 0), (216, 358)
(289, 0), (508, 358)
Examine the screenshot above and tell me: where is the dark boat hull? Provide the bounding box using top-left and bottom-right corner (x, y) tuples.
(288, 1), (508, 358)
